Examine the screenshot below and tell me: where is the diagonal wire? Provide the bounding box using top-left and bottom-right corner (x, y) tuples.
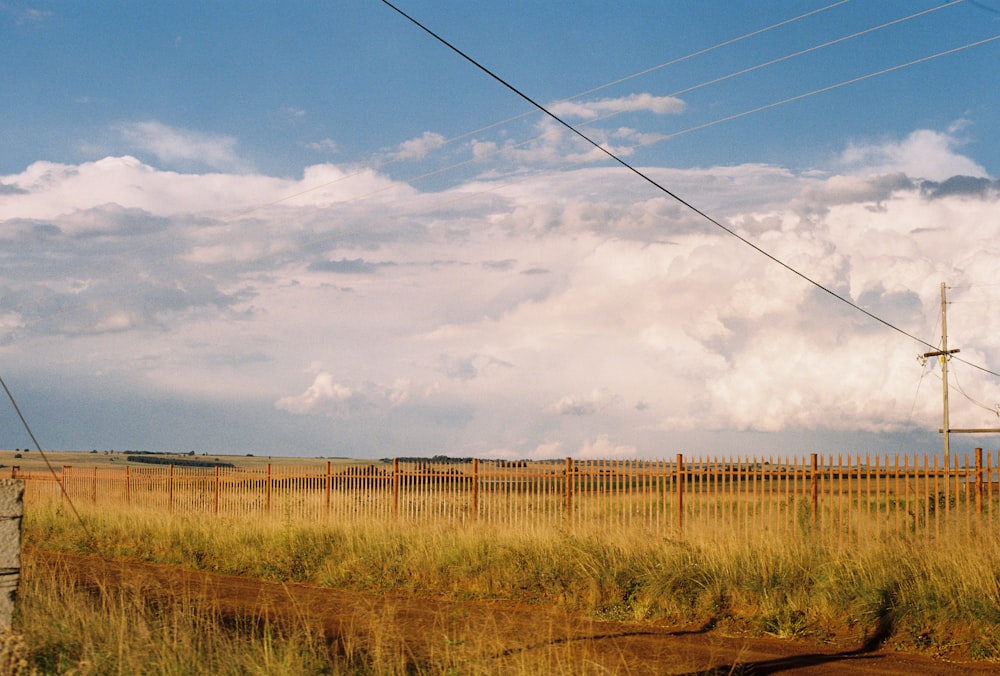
(234, 0), (955, 217)
(662, 0), (966, 101)
(0, 374), (96, 544)
(228, 0), (856, 218)
(11, 4), (1000, 384)
(381, 0), (1000, 370)
(950, 362), (1000, 415)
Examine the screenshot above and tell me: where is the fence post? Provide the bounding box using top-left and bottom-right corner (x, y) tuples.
(266, 463), (272, 514)
(0, 480), (24, 631)
(214, 465), (220, 515)
(321, 461), (329, 512)
(61, 466), (70, 505)
(91, 466), (97, 504)
(125, 465), (131, 507)
(169, 464), (175, 512)
(471, 458), (479, 521)
(392, 458), (400, 519)
(564, 457), (574, 527)
(676, 453), (684, 534)
(975, 448), (984, 517)
(810, 453), (819, 527)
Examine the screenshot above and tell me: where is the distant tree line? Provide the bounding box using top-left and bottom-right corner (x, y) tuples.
(383, 455), (533, 468)
(126, 455), (235, 469)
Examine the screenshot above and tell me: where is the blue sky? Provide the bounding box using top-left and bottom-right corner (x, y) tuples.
(2, 0), (1000, 459)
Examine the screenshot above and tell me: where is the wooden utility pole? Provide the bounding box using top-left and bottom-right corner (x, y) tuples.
(924, 282), (1000, 461)
(940, 282), (952, 465)
(921, 282), (960, 466)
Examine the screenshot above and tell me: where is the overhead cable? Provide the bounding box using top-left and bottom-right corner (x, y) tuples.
(0, 373), (95, 543)
(381, 0), (1000, 374)
(15, 6), (983, 340)
(229, 0), (856, 218)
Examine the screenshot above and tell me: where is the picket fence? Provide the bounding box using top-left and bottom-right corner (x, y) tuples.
(17, 450), (1000, 537)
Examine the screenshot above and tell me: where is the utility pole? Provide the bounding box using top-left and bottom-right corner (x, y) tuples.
(940, 282), (951, 465)
(922, 282), (1000, 463)
(921, 282), (959, 466)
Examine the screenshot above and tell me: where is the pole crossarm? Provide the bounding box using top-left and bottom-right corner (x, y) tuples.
(922, 348), (960, 358)
(939, 428), (1000, 434)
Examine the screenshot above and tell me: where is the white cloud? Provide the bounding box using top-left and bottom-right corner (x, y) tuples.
(4, 126), (999, 457)
(275, 373), (415, 418)
(0, 156), (409, 222)
(551, 389), (616, 416)
(838, 127), (988, 182)
(275, 373), (362, 417)
(578, 435), (637, 460)
(118, 121), (252, 172)
(304, 138), (338, 153)
(549, 93), (686, 120)
(392, 131), (446, 160)
(526, 441), (565, 460)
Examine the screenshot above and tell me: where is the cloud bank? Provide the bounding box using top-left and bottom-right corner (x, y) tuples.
(2, 122), (998, 458)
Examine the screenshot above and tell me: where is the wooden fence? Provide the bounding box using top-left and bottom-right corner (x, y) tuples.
(17, 450), (1000, 537)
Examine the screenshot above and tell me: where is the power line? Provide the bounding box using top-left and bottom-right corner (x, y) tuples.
(662, 0), (967, 101)
(950, 360), (1000, 413)
(228, 0), (857, 218)
(218, 5), (1000, 276)
(624, 34), (1000, 154)
(0, 373), (95, 544)
(565, 0), (853, 100)
(381, 0), (1000, 371)
(443, 3), (976, 176)
(27, 17), (979, 327)
(9, 3), (999, 390)
(241, 0), (957, 216)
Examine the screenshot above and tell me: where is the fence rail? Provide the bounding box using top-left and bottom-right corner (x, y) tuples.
(17, 450), (1000, 536)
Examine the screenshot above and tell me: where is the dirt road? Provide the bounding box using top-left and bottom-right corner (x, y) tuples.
(30, 549), (996, 674)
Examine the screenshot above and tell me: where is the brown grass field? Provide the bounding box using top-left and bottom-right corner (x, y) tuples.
(7, 448), (1000, 673)
(0, 448), (362, 474)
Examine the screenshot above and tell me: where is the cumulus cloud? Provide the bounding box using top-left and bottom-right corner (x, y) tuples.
(549, 93), (686, 120)
(4, 124), (1000, 457)
(392, 131), (446, 160)
(118, 121), (252, 172)
(526, 441), (565, 460)
(275, 373), (414, 418)
(920, 175), (1000, 199)
(275, 373), (361, 416)
(0, 155), (408, 221)
(578, 434), (637, 459)
(466, 105), (681, 170)
(838, 127), (988, 182)
(551, 389), (616, 416)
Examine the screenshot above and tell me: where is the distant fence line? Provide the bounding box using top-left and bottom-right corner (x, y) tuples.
(15, 450), (1000, 537)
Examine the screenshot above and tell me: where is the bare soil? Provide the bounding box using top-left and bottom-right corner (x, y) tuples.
(27, 548), (998, 674)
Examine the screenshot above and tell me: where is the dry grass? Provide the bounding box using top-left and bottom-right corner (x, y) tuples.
(14, 500), (1000, 671)
(16, 551), (343, 674)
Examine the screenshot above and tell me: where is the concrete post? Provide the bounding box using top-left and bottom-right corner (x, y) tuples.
(0, 479), (24, 630)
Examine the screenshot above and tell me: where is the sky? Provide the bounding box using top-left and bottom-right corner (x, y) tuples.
(2, 0), (1000, 460)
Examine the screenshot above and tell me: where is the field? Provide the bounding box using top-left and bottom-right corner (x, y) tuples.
(7, 449), (1000, 673)
(16, 546), (994, 675)
(0, 449), (357, 474)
